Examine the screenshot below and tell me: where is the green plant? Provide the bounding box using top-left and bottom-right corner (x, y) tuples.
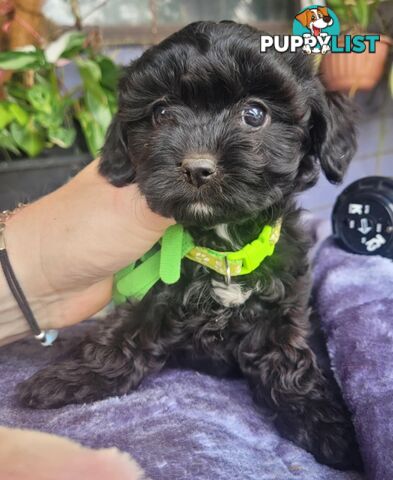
(0, 31), (120, 159)
(327, 0), (386, 33)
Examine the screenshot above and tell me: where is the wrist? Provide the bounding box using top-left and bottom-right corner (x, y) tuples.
(0, 158), (174, 341)
(2, 206), (61, 332)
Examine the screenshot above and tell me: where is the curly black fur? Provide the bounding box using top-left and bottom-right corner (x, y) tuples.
(18, 21), (362, 471)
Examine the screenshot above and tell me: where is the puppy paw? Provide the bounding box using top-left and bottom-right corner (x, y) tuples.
(18, 362), (108, 409)
(275, 401), (363, 471)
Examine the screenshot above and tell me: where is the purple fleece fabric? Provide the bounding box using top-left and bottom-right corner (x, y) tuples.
(0, 322), (360, 480)
(2, 236), (389, 480)
(313, 238), (393, 480)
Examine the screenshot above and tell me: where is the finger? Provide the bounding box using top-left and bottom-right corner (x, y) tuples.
(0, 427), (147, 480)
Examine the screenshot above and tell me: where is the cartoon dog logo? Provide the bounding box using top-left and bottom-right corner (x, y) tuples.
(295, 6), (334, 54)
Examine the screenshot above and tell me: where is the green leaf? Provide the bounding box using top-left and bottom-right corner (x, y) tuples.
(0, 103), (14, 129)
(0, 129), (21, 155)
(96, 55), (120, 91)
(0, 50), (47, 71)
(103, 88), (118, 115)
(27, 84), (52, 114)
(77, 58), (102, 84)
(61, 32), (86, 59)
(76, 108), (105, 156)
(85, 88), (112, 132)
(35, 105), (66, 128)
(8, 103), (29, 126)
(34, 111), (53, 128)
(45, 31), (86, 63)
(352, 0), (369, 29)
(6, 83), (29, 101)
(0, 100), (29, 129)
(77, 59), (112, 133)
(48, 125), (76, 148)
(10, 121), (46, 157)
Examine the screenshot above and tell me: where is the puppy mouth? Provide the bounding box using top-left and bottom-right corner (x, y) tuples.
(311, 25), (321, 36)
(187, 201), (215, 218)
(172, 197), (217, 226)
(145, 184), (258, 228)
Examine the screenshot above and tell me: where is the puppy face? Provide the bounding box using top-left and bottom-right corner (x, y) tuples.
(100, 21), (355, 227)
(295, 7), (333, 35)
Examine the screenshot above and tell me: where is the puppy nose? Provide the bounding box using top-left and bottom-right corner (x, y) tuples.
(323, 15), (331, 22)
(181, 157), (216, 187)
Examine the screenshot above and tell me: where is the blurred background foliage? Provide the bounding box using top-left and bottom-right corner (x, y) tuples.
(0, 31), (119, 158)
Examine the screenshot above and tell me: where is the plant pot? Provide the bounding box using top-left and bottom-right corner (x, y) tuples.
(0, 153), (92, 211)
(320, 35), (392, 93)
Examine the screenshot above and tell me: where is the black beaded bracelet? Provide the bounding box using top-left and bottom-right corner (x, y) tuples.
(0, 211), (58, 347)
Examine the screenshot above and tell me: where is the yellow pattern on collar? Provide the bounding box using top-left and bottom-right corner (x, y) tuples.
(185, 219), (282, 277)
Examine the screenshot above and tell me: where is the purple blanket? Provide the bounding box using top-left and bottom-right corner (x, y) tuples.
(0, 236), (389, 479)
(313, 238), (393, 480)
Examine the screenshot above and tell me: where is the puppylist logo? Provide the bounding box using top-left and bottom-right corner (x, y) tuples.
(260, 4), (380, 55)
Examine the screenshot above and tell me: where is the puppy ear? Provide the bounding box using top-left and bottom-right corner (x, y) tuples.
(295, 10), (310, 27)
(99, 116), (135, 187)
(319, 7), (329, 17)
(309, 89), (356, 184)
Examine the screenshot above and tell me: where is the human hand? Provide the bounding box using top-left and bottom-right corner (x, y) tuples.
(0, 427), (147, 480)
(2, 159), (174, 339)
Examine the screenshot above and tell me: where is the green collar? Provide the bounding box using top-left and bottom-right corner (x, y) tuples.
(113, 219), (282, 304)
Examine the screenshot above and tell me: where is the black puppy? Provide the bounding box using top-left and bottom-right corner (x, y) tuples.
(19, 21), (361, 470)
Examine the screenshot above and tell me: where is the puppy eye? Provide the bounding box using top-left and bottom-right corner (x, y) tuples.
(152, 104), (171, 125)
(242, 104), (266, 128)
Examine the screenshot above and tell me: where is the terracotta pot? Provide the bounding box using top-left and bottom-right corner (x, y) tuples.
(320, 35), (392, 93)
